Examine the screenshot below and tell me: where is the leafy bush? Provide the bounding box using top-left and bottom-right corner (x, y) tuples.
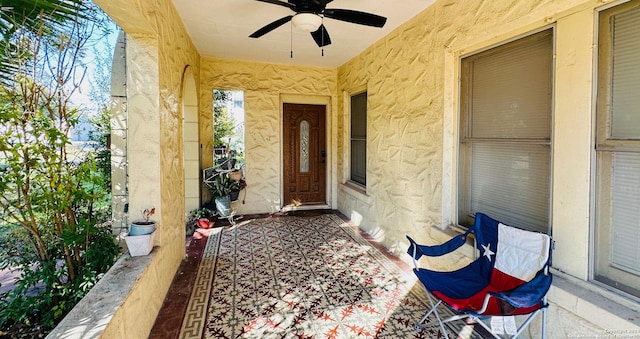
(0, 1), (119, 334)
(0, 222), (119, 329)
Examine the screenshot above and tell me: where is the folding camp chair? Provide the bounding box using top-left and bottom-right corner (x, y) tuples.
(407, 212), (553, 338)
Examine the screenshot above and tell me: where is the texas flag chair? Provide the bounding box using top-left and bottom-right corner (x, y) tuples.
(406, 212), (553, 338)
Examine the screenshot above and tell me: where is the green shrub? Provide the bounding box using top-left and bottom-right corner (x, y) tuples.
(0, 1), (119, 333)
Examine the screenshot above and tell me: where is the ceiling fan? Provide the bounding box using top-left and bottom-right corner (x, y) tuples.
(249, 0), (387, 47)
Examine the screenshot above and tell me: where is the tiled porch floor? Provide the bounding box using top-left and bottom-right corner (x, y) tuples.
(148, 210), (416, 339)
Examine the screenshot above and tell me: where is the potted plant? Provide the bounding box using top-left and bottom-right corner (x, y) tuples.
(129, 207), (156, 235)
(210, 174), (237, 217)
(125, 207), (157, 256)
(186, 207), (217, 236)
(230, 178), (247, 202)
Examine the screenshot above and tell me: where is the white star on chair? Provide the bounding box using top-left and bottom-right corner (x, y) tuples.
(482, 243), (495, 262)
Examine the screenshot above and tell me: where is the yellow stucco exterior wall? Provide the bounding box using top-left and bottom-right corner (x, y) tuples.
(199, 58), (337, 215)
(65, 0), (639, 337)
(335, 0), (608, 279)
(89, 0), (200, 337)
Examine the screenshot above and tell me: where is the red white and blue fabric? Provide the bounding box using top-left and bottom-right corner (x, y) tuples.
(407, 213), (552, 316)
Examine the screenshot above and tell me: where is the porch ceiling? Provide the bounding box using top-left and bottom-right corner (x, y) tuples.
(171, 0), (436, 68)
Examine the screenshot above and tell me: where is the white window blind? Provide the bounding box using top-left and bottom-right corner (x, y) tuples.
(350, 92), (367, 186)
(611, 153), (640, 276)
(470, 143), (550, 232)
(610, 7), (640, 139)
(460, 30), (553, 233)
(470, 36), (552, 140)
(595, 1), (640, 297)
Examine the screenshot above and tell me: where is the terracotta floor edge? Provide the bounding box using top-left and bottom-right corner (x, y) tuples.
(148, 234), (208, 339)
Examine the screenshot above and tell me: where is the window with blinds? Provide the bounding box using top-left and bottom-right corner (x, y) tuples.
(595, 1), (640, 298)
(350, 91), (367, 187)
(458, 30), (553, 233)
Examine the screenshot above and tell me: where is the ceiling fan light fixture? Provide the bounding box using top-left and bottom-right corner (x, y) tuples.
(292, 13), (322, 32)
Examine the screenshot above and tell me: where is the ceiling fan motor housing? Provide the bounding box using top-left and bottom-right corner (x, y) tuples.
(250, 0), (386, 48)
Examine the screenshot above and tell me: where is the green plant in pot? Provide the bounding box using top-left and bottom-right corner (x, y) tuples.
(230, 178), (247, 202)
(186, 207), (217, 235)
(210, 174), (238, 217)
(130, 207), (156, 236)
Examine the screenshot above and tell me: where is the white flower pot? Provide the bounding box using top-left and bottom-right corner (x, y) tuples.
(124, 230), (156, 256)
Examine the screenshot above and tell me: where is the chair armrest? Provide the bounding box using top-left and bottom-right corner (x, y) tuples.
(406, 233), (470, 261)
(468, 272), (552, 316)
(490, 271), (553, 308)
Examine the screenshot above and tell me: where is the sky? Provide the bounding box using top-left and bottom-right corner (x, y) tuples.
(70, 12), (119, 141)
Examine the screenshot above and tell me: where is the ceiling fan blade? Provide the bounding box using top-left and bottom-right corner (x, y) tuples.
(323, 8), (387, 28)
(310, 0), (332, 6)
(310, 24), (331, 47)
(253, 0), (295, 10)
(249, 15), (293, 38)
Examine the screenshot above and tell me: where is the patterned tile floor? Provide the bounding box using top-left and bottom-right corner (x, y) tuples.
(149, 210), (420, 339)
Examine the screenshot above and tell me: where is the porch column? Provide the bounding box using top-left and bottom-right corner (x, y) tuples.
(126, 34), (162, 240)
(110, 30), (128, 235)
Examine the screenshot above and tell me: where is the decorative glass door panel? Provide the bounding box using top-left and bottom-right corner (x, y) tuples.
(283, 104), (326, 205)
(300, 120), (310, 173)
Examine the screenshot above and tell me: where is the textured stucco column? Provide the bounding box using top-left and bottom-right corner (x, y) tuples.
(183, 69), (200, 213)
(62, 0), (199, 337)
(551, 9), (594, 279)
(110, 30), (128, 236)
(126, 34), (162, 234)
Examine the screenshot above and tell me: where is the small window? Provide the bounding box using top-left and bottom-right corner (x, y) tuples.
(594, 0), (640, 298)
(213, 89), (244, 168)
(350, 91), (367, 186)
(458, 30), (553, 233)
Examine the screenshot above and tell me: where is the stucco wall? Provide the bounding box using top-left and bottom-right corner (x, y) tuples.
(74, 0), (639, 337)
(199, 59), (337, 215)
(336, 0), (604, 277)
(90, 0), (200, 337)
(333, 1), (640, 333)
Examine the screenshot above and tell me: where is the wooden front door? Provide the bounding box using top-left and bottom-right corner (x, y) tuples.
(283, 103), (326, 205)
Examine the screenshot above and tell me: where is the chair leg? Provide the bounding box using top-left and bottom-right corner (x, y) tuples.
(511, 309), (541, 338)
(541, 305), (547, 339)
(413, 286), (450, 339)
(416, 313), (472, 330)
(414, 298), (440, 327)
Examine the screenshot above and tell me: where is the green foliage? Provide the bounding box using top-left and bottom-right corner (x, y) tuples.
(213, 89), (235, 146)
(0, 2), (119, 334)
(185, 207), (216, 235)
(0, 223), (118, 329)
(0, 0), (92, 83)
(209, 173), (239, 197)
(88, 106), (112, 190)
(188, 207), (215, 220)
(87, 38), (115, 191)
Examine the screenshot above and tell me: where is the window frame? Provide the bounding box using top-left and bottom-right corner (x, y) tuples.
(593, 0), (640, 299)
(457, 29), (554, 233)
(347, 90), (368, 188)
